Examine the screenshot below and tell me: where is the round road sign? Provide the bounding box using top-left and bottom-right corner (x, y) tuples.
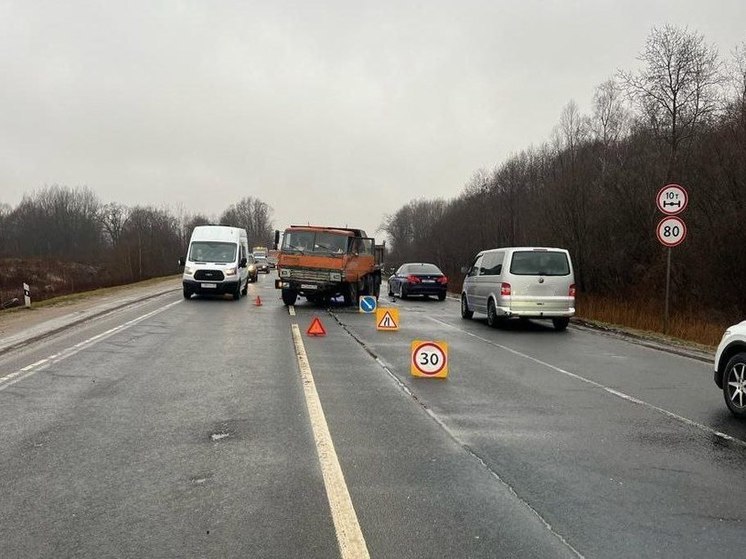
(656, 216), (687, 247)
(411, 341), (448, 377)
(656, 184), (688, 215)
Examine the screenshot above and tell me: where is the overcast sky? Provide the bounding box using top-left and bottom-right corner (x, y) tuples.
(1, 0), (744, 239)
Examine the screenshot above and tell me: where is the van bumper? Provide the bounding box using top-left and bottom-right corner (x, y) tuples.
(183, 279), (240, 295)
(497, 306), (575, 318)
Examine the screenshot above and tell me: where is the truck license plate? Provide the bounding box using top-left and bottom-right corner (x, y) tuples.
(300, 284), (317, 290)
(201, 283), (217, 288)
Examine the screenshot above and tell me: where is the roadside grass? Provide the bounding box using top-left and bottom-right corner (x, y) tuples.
(576, 294), (729, 349)
(0, 275), (179, 316)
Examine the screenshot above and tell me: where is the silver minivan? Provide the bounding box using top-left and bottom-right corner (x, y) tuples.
(461, 247), (576, 330)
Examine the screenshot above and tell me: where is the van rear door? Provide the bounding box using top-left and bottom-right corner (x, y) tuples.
(508, 250), (573, 314)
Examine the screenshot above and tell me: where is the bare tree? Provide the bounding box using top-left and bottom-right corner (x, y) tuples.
(592, 79), (629, 148)
(219, 197), (274, 247)
(100, 202), (130, 248)
(620, 25), (722, 177)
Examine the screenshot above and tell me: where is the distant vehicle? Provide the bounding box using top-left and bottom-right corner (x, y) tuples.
(461, 247), (575, 331)
(388, 263), (448, 301)
(714, 320), (746, 418)
(247, 254), (259, 282)
(255, 257), (270, 274)
(253, 246), (268, 259)
(275, 225), (385, 306)
(180, 225), (251, 300)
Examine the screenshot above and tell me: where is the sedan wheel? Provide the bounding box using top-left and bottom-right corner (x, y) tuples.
(723, 353), (746, 417)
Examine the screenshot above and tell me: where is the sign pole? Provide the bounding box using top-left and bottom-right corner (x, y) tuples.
(664, 248), (671, 334)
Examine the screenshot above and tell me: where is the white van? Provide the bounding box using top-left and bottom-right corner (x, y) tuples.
(181, 225), (251, 300)
(461, 247), (576, 330)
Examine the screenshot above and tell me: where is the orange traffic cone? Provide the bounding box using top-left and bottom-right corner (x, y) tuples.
(254, 295), (262, 306)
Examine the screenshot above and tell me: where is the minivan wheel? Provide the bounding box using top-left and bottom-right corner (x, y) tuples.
(183, 287), (192, 300)
(232, 284), (241, 300)
(552, 317), (570, 331)
(487, 299), (499, 328)
(461, 294), (473, 319)
(723, 353), (746, 418)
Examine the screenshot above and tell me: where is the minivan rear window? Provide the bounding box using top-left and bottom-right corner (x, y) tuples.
(510, 251), (570, 276)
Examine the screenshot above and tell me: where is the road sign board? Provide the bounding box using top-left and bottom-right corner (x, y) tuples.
(656, 216), (687, 247)
(376, 308), (400, 331)
(656, 184), (688, 215)
(411, 341), (448, 378)
(359, 295), (377, 313)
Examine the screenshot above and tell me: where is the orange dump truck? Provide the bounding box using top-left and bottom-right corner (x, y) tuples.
(274, 225), (384, 306)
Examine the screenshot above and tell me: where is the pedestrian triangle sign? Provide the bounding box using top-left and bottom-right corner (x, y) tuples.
(376, 308), (400, 331)
(306, 317), (327, 336)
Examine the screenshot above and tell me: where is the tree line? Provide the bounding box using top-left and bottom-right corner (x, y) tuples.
(0, 189), (274, 302)
(381, 25), (746, 324)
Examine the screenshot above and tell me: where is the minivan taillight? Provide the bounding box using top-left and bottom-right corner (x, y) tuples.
(406, 275), (421, 284)
(437, 276), (448, 284)
(569, 284), (576, 297)
(501, 282), (511, 296)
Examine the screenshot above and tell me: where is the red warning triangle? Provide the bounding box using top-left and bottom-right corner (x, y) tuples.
(306, 317), (327, 336)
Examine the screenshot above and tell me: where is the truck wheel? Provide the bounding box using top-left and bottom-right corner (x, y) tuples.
(343, 282), (358, 306)
(282, 289), (297, 306)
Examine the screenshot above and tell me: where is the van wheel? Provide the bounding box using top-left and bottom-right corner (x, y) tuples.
(461, 294), (473, 319)
(282, 289), (297, 306)
(232, 284), (241, 300)
(241, 280), (248, 296)
(183, 287), (192, 300)
(723, 353), (746, 417)
(552, 317), (570, 331)
(487, 299), (499, 328)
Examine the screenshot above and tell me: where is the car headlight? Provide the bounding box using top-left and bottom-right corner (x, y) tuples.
(184, 266), (194, 275)
(248, 265), (256, 272)
(225, 267), (237, 276)
(330, 272), (342, 281)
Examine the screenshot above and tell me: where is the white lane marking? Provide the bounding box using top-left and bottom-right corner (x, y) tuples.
(290, 324), (369, 559)
(428, 317), (746, 448)
(0, 301), (181, 391)
(288, 305), (296, 316)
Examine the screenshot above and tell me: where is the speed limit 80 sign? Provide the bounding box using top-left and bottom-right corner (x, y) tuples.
(656, 216), (687, 247)
(411, 341), (448, 378)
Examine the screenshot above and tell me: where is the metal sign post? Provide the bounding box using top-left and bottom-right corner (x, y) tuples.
(655, 185), (688, 334)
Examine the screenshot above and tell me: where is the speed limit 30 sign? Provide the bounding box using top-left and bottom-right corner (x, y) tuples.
(656, 216), (687, 247)
(411, 341), (448, 378)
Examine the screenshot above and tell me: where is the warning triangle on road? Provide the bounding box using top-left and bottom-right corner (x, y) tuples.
(306, 317), (327, 336)
(376, 309), (399, 331)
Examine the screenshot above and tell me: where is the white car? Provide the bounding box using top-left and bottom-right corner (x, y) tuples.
(714, 320), (746, 418)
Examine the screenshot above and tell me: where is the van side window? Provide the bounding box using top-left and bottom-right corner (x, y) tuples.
(469, 255), (483, 277)
(481, 252), (503, 276)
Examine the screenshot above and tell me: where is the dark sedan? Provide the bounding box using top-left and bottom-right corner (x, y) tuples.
(388, 263), (448, 300)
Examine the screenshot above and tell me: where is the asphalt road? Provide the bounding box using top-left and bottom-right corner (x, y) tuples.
(1, 277), (744, 558)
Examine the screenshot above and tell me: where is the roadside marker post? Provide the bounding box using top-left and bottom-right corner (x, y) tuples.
(23, 283), (31, 308)
(411, 341), (448, 378)
(376, 308), (400, 331)
(306, 317), (327, 337)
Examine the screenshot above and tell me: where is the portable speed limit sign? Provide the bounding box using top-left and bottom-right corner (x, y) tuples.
(411, 341), (448, 378)
(656, 216), (687, 247)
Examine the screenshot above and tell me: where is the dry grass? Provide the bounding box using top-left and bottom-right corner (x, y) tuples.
(576, 294), (730, 349)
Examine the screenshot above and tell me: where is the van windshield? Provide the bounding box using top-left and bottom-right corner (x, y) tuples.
(510, 251), (570, 276)
(189, 241), (237, 263)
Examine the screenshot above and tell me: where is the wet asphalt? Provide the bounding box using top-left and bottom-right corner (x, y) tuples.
(0, 278), (744, 558)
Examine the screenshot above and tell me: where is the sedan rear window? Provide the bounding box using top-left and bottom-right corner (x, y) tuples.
(401, 263), (442, 275)
(510, 251), (570, 276)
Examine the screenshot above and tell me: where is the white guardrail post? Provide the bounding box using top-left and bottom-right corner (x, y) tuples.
(23, 283), (31, 308)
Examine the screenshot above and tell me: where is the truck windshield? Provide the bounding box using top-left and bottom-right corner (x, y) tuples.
(282, 231), (349, 255)
(189, 241), (237, 263)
